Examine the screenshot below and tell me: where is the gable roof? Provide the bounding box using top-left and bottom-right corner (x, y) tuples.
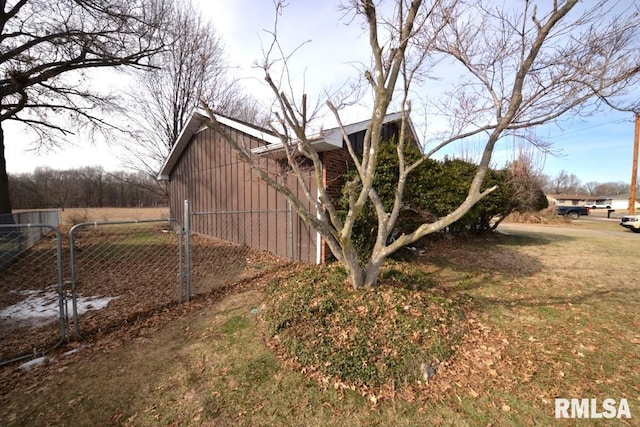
(157, 109), (419, 180)
(157, 109), (280, 180)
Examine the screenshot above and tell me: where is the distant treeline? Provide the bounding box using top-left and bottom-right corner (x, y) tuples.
(9, 166), (167, 209)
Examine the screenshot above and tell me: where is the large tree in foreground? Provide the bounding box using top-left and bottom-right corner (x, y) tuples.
(202, 0), (640, 289)
(0, 0), (169, 215)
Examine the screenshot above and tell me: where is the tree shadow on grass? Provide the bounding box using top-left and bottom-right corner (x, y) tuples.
(413, 232), (557, 284)
(413, 231), (638, 313)
(492, 229), (577, 246)
(469, 287), (632, 311)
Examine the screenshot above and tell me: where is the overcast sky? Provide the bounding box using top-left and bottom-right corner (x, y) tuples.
(4, 0), (639, 186)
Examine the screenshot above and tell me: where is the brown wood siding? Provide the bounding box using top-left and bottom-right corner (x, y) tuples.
(168, 125), (317, 262)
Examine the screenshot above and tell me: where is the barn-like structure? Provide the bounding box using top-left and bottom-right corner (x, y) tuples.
(158, 110), (417, 263)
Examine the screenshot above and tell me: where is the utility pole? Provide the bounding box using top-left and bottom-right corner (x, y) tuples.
(630, 113), (640, 215)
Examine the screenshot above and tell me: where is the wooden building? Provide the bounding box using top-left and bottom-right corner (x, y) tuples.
(158, 109), (417, 263)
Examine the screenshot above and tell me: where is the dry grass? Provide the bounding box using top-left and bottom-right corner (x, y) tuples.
(1, 222), (639, 426)
(61, 207), (169, 226)
(503, 210), (569, 224)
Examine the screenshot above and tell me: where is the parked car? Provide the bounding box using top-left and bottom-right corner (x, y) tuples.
(620, 215), (640, 233)
(585, 202), (612, 209)
(555, 205), (590, 219)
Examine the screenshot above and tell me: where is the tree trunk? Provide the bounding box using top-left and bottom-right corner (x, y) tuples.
(342, 246), (365, 290)
(0, 124), (13, 219)
(363, 256), (384, 288)
(341, 245), (385, 289)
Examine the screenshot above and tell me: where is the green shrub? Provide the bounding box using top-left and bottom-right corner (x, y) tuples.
(339, 142), (517, 261)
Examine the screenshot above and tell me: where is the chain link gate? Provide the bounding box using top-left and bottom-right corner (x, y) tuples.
(1, 206), (299, 366)
(68, 219), (187, 339)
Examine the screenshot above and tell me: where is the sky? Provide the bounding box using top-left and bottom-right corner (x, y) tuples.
(4, 0), (639, 187)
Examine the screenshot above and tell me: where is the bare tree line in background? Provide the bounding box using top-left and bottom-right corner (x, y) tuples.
(8, 166), (165, 210)
(545, 170), (635, 196)
(8, 162), (632, 211)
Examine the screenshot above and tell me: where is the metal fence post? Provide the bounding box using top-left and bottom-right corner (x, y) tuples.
(287, 202), (293, 260)
(68, 224), (84, 339)
(184, 200), (191, 302)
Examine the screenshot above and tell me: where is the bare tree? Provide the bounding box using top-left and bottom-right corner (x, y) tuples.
(584, 181), (599, 196)
(593, 181), (629, 196)
(0, 0), (170, 216)
(546, 169), (583, 194)
(202, 0), (640, 289)
(122, 1), (265, 196)
(491, 144), (548, 228)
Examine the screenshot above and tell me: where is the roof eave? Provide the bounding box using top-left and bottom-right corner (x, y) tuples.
(250, 137), (341, 158)
(157, 110), (207, 180)
(158, 110), (420, 178)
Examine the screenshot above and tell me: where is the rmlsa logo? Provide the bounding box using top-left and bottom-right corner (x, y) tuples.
(555, 398), (632, 419)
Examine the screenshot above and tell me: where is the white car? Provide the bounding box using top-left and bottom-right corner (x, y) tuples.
(586, 202), (612, 209)
(620, 215), (640, 233)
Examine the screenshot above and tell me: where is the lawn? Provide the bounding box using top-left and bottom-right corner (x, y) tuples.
(1, 221), (638, 426)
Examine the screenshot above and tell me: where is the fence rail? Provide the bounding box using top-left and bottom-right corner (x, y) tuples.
(190, 207), (316, 263)
(10, 209), (60, 227)
(192, 209), (292, 260)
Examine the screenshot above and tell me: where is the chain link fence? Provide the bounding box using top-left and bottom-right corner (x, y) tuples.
(188, 210), (291, 297)
(1, 208), (293, 366)
(0, 224), (66, 365)
(9, 209), (60, 228)
(188, 233), (289, 298)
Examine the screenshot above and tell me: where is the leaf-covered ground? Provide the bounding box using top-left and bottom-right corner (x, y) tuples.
(262, 263), (473, 399)
(1, 220), (639, 426)
(0, 226), (285, 363)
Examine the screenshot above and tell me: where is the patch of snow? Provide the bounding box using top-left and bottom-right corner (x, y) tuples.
(17, 345), (84, 371)
(0, 286), (119, 330)
(18, 356), (51, 370)
(62, 346), (84, 357)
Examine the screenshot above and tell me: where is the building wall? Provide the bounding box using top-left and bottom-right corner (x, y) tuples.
(611, 199), (640, 210)
(323, 149), (352, 204)
(168, 126), (318, 263)
(319, 149), (352, 263)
